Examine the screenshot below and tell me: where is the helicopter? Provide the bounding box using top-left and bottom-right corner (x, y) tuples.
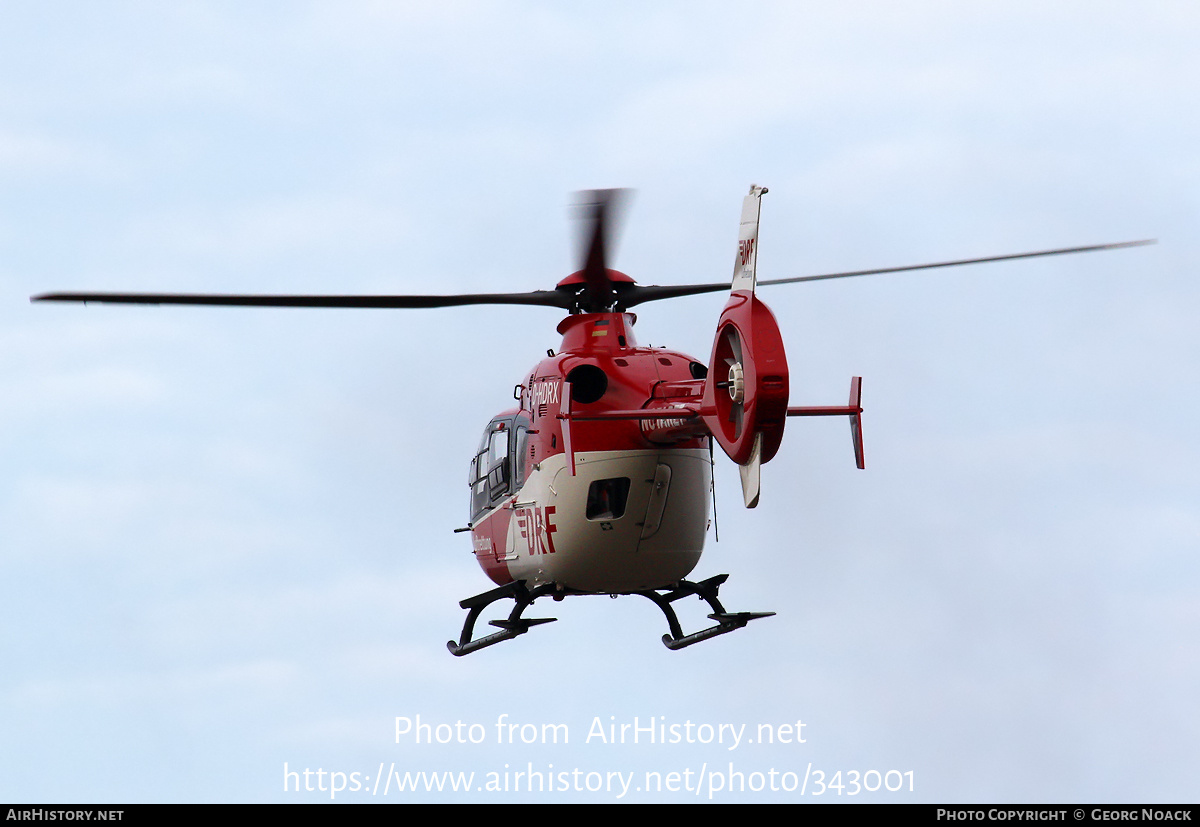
(32, 186), (1151, 656)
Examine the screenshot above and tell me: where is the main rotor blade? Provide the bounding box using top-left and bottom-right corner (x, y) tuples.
(30, 289), (574, 309)
(757, 239), (1156, 287)
(620, 239), (1155, 308)
(31, 240), (1154, 312)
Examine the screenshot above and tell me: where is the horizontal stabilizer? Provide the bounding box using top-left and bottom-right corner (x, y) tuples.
(787, 376), (864, 469)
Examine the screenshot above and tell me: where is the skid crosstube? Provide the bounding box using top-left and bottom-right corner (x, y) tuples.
(446, 574), (773, 656)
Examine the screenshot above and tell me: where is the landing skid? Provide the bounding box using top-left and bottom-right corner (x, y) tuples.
(633, 574), (776, 651)
(446, 574), (773, 656)
(446, 580), (559, 657)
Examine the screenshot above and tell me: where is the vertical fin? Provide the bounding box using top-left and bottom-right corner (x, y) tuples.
(849, 376), (865, 470)
(731, 184), (768, 293)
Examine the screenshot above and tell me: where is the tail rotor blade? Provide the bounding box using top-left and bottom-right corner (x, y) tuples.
(726, 326), (743, 364)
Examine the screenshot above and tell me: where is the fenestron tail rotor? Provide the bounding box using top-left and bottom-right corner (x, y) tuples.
(700, 186), (789, 508)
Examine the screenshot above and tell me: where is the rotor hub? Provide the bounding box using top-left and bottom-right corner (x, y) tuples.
(727, 362), (745, 404)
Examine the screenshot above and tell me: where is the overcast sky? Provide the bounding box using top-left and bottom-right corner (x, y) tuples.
(2, 1), (1197, 803)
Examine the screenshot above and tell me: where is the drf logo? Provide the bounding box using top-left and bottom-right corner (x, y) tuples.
(738, 237), (756, 266)
(515, 505), (558, 555)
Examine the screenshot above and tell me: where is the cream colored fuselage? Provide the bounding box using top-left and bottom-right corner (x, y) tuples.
(487, 447), (710, 593)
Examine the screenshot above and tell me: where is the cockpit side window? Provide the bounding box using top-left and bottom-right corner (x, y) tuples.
(469, 418), (513, 522)
(486, 429), (510, 495)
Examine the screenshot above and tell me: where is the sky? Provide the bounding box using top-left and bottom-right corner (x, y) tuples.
(2, 1), (1198, 803)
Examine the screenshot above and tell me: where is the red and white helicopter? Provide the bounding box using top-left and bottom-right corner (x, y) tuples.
(33, 187), (1149, 655)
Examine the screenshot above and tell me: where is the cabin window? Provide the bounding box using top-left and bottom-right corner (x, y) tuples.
(513, 422), (531, 488)
(586, 477), (631, 520)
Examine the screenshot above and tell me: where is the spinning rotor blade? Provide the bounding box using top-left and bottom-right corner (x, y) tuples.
(574, 188), (630, 313)
(620, 239), (1155, 307)
(31, 289), (575, 310)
